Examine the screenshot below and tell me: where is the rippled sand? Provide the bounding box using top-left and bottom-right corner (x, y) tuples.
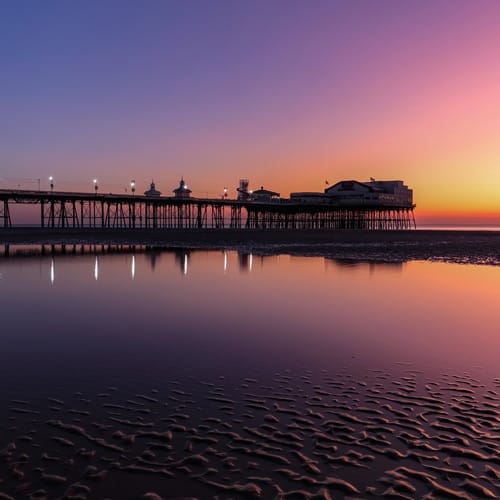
(1, 369), (499, 499)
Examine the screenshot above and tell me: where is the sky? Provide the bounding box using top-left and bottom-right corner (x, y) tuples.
(1, 0), (500, 224)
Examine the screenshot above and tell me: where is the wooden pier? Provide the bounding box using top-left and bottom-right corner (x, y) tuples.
(0, 188), (415, 230)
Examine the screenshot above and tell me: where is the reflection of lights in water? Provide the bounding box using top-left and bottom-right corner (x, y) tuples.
(183, 254), (188, 275)
(131, 255), (135, 279)
(94, 256), (99, 281)
(223, 251), (228, 273)
(50, 258), (55, 285)
(249, 253), (253, 272)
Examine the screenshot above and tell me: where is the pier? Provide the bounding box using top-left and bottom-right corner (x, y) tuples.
(0, 187), (415, 230)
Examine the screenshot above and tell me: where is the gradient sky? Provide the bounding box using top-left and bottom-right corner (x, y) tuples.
(1, 0), (500, 223)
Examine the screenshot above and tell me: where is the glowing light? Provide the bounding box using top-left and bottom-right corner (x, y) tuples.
(94, 256), (99, 280)
(131, 255), (135, 279)
(183, 253), (188, 275)
(249, 253), (253, 272)
(223, 251), (228, 272)
(50, 258), (55, 285)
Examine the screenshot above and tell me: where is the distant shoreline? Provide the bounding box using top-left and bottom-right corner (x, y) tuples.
(0, 226), (492, 242)
(1, 227), (500, 246)
(2, 227), (500, 265)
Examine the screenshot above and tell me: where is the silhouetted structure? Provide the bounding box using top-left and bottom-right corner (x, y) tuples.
(251, 186), (280, 202)
(144, 181), (161, 197)
(0, 178), (416, 230)
(173, 178), (191, 199)
(237, 179), (250, 201)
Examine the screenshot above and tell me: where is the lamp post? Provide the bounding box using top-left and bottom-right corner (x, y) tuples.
(92, 179), (98, 227)
(130, 180), (136, 229)
(223, 187), (228, 199)
(49, 176), (54, 192)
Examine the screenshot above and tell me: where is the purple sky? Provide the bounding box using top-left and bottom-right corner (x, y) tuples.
(2, 1), (500, 221)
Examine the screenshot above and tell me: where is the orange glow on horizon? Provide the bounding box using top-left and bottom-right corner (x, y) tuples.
(415, 209), (500, 225)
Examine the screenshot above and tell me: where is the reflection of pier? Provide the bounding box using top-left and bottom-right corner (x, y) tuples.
(174, 250), (190, 275)
(1, 244), (410, 284)
(0, 188), (415, 230)
(1, 243), (141, 258)
(0, 245), (237, 282)
(238, 252), (253, 272)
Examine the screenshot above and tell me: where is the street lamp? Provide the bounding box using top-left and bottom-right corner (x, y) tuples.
(93, 179), (98, 194)
(130, 180), (136, 196)
(49, 176), (54, 192)
(223, 187), (228, 199)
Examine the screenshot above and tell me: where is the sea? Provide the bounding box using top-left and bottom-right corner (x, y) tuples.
(0, 243), (499, 499)
(418, 223), (500, 231)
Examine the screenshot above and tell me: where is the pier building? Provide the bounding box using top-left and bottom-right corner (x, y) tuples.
(0, 178), (415, 230)
(251, 186), (280, 202)
(144, 181), (161, 197)
(324, 179), (413, 206)
(173, 178), (192, 199)
(290, 179), (413, 207)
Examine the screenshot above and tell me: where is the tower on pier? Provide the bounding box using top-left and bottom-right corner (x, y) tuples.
(173, 178), (191, 199)
(144, 180), (162, 197)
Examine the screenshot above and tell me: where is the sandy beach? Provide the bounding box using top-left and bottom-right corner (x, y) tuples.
(2, 228), (500, 265)
(2, 367), (499, 499)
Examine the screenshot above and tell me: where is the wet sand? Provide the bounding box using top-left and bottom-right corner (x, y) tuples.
(1, 368), (498, 499)
(2, 228), (500, 265)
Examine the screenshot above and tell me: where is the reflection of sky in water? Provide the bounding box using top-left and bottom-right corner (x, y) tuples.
(0, 248), (499, 393)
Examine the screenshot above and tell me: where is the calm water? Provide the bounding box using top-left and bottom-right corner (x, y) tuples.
(1, 246), (499, 499)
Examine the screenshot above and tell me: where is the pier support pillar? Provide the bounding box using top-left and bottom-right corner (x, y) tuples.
(1, 199), (12, 227)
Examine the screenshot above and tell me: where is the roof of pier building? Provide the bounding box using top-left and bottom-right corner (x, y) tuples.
(290, 192), (328, 203)
(144, 181), (162, 197)
(251, 186), (280, 201)
(324, 180), (413, 207)
(173, 178), (192, 198)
